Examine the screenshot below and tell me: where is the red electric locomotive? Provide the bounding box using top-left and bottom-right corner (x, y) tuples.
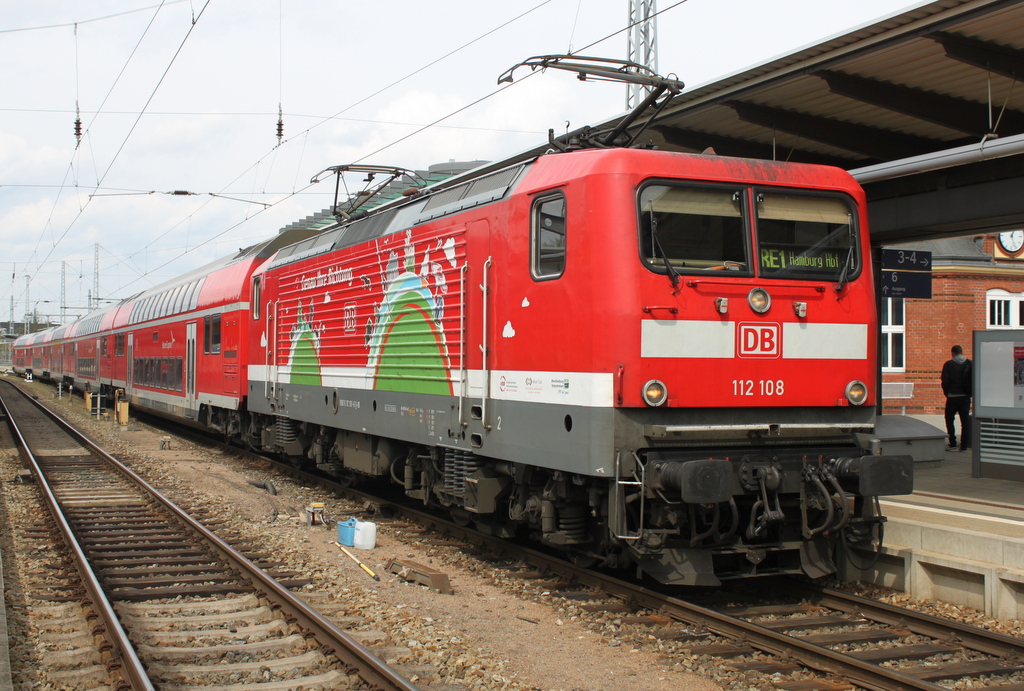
(11, 144), (912, 585)
(11, 57), (913, 585)
(239, 145), (911, 585)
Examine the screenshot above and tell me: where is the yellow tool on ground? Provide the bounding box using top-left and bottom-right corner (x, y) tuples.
(333, 542), (380, 581)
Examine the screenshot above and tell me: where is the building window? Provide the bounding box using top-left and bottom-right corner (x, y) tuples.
(881, 298), (905, 372)
(987, 289), (1022, 329)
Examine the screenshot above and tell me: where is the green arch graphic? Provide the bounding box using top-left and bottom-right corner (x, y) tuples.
(289, 331), (322, 386)
(374, 292), (450, 395)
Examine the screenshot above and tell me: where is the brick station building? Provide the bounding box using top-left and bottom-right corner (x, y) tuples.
(880, 234), (1024, 415)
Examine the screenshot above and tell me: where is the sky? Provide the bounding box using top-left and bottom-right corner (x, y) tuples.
(0, 0), (926, 327)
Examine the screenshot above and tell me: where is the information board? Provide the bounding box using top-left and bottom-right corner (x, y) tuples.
(880, 249), (932, 299)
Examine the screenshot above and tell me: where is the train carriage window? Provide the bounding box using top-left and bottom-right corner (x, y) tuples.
(755, 192), (857, 281)
(639, 185), (750, 275)
(175, 357), (183, 391)
(211, 314), (221, 354)
(189, 279), (204, 310)
(160, 290), (173, 317)
(170, 285), (185, 315)
(252, 277), (261, 319)
(101, 336), (108, 357)
(531, 193), (566, 280)
(180, 283), (195, 313)
(115, 333), (125, 357)
(204, 315), (211, 354)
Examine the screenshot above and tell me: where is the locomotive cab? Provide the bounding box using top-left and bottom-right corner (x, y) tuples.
(596, 154), (913, 584)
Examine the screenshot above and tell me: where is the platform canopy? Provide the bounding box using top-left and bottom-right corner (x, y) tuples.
(491, 0), (1024, 245)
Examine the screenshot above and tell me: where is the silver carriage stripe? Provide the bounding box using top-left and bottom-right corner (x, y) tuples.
(640, 320), (868, 359)
(247, 366), (616, 408)
(641, 319), (734, 358)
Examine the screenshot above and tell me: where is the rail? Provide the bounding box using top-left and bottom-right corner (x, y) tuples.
(1, 380), (420, 691)
(0, 381), (153, 691)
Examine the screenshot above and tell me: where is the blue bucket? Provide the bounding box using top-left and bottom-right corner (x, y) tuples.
(337, 519), (356, 547)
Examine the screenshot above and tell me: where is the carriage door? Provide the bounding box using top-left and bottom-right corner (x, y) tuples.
(126, 335), (134, 396)
(185, 322), (197, 414)
(266, 299), (279, 400)
(262, 274), (278, 401)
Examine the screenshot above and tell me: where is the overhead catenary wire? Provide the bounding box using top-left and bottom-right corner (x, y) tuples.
(21, 2), (176, 277)
(12, 0), (694, 315)
(83, 0), (564, 297)
(0, 0), (192, 34)
(13, 0), (557, 305)
(13, 1), (211, 312)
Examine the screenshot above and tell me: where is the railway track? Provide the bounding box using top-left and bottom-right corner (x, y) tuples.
(244, 439), (1024, 691)
(0, 379), (419, 691)
(365, 518), (1024, 691)
(10, 378), (1024, 691)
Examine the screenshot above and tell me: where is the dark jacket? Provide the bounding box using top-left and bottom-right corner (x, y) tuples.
(941, 355), (973, 397)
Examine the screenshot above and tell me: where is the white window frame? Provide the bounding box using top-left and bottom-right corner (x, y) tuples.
(881, 297), (905, 373)
(987, 288), (1022, 329)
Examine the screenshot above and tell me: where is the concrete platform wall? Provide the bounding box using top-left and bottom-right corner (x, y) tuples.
(841, 516), (1024, 619)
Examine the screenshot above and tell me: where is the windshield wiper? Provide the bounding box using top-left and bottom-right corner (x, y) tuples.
(835, 245), (854, 292)
(648, 204), (680, 289)
(835, 216), (855, 292)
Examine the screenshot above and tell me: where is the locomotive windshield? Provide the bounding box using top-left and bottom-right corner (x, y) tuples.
(755, 191), (857, 281)
(638, 184), (858, 282)
(638, 185), (751, 274)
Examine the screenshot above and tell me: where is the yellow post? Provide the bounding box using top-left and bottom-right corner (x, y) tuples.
(116, 400), (129, 426)
(84, 392), (93, 413)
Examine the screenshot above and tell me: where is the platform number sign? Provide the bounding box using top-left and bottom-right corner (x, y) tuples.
(881, 249), (932, 300)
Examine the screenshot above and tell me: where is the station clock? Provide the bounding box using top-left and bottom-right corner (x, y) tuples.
(998, 230), (1024, 257)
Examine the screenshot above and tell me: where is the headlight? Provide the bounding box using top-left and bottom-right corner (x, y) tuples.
(846, 380), (868, 406)
(748, 287), (771, 313)
(642, 380), (668, 406)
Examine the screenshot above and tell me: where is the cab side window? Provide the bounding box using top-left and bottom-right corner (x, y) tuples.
(532, 193), (566, 280)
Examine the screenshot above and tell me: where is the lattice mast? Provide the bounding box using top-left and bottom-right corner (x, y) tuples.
(626, 0), (658, 110)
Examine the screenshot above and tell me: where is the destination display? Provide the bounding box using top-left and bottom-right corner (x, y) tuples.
(758, 244), (847, 276)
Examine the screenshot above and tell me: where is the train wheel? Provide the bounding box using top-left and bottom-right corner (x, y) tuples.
(566, 550), (599, 569)
(450, 509), (473, 527)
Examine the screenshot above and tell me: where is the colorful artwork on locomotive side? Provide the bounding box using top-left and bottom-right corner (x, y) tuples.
(286, 301), (323, 386)
(282, 230), (457, 395)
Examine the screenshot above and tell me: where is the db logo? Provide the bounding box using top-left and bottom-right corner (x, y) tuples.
(738, 323), (780, 358)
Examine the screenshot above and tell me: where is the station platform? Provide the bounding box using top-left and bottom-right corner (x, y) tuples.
(844, 414), (1024, 619)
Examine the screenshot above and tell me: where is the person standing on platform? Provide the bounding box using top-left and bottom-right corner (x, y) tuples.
(941, 344), (973, 451)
